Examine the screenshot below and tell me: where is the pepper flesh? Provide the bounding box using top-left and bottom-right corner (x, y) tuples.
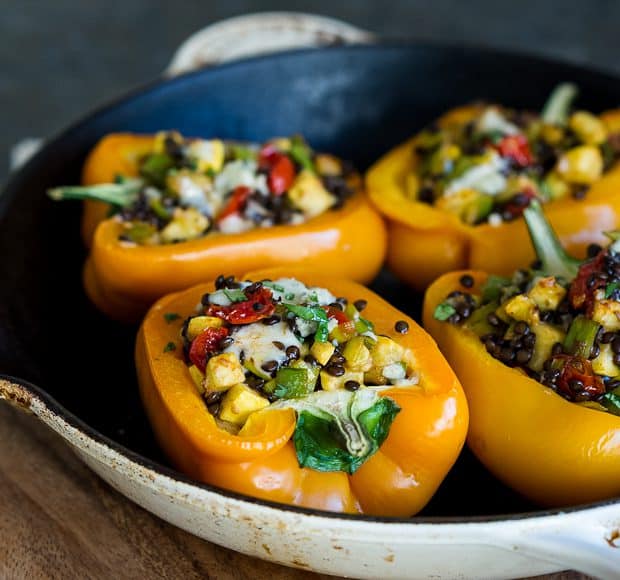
(78, 133), (387, 321)
(423, 270), (620, 506)
(366, 106), (620, 290)
(137, 269), (468, 515)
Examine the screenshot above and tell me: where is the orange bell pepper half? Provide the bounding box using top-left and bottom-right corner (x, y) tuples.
(423, 270), (620, 506)
(136, 268), (468, 516)
(75, 134), (387, 321)
(366, 105), (620, 291)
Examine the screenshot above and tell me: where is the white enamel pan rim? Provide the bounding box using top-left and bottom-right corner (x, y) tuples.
(1, 374), (617, 527)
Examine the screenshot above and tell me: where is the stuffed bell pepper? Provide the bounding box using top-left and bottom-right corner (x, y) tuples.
(368, 83), (620, 290)
(49, 132), (386, 321)
(424, 201), (620, 506)
(136, 269), (468, 515)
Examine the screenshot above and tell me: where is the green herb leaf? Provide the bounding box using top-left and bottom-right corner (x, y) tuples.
(481, 275), (511, 302)
(289, 136), (315, 172)
(275, 389), (400, 474)
(140, 153), (175, 186)
(605, 282), (620, 299)
(263, 281), (285, 292)
(164, 312), (181, 323)
(434, 302), (457, 321)
(47, 179), (143, 207)
(600, 388), (620, 416)
(230, 144), (257, 162)
(284, 304), (329, 342)
(223, 288), (248, 302)
(164, 341), (177, 353)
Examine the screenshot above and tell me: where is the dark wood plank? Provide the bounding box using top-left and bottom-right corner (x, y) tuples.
(0, 403), (588, 579)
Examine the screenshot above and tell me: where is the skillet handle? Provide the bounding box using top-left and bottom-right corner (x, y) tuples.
(166, 12), (374, 75)
(502, 503), (620, 578)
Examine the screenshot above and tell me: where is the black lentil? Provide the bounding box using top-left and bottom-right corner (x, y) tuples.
(395, 320), (409, 334)
(353, 299), (367, 312)
(344, 380), (360, 391)
(459, 274), (474, 288)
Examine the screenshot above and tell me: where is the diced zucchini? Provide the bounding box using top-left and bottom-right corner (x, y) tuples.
(435, 188), (493, 225)
(591, 343), (620, 377)
(188, 364), (205, 394)
(263, 367), (313, 399)
(465, 302), (498, 336)
(556, 145), (603, 185)
(364, 366), (388, 386)
(527, 276), (567, 311)
(342, 336), (372, 372)
(219, 384), (269, 425)
(541, 171), (570, 201)
(205, 353), (246, 392)
(382, 362), (406, 381)
(529, 323), (565, 372)
(186, 316), (224, 341)
(502, 294), (539, 325)
(591, 299), (620, 331)
(290, 359), (319, 390)
(310, 341), (335, 366)
(370, 336), (404, 367)
(287, 169), (336, 217)
(160, 207), (209, 243)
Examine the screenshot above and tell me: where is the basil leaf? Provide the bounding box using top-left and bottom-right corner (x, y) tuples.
(481, 275), (511, 302)
(164, 312), (180, 323)
(164, 341), (176, 353)
(434, 302), (457, 321)
(275, 389), (400, 474)
(284, 303), (329, 342)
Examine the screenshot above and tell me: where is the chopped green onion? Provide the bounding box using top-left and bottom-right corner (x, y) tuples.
(289, 135), (315, 172)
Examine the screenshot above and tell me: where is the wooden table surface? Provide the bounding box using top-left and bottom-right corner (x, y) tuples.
(0, 402), (590, 580)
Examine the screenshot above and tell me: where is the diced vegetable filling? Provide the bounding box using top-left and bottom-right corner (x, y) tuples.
(434, 204), (620, 416)
(49, 133), (357, 244)
(174, 276), (418, 473)
(409, 84), (620, 225)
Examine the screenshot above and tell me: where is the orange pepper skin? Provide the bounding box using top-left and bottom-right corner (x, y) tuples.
(366, 108), (620, 291)
(136, 269), (468, 516)
(78, 134), (387, 321)
(423, 271), (620, 507)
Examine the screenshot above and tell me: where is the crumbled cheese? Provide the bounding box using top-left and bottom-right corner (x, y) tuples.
(214, 160), (268, 197)
(217, 213), (254, 234)
(445, 152), (507, 196)
(477, 107), (519, 136)
(488, 212), (503, 227)
(382, 362), (407, 381)
(175, 174), (215, 215)
(265, 278), (336, 306)
(224, 322), (302, 370)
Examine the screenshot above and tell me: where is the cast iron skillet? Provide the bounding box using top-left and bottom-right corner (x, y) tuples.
(1, 43), (619, 578)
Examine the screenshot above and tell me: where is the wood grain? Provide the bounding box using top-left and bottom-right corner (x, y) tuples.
(0, 403), (589, 580)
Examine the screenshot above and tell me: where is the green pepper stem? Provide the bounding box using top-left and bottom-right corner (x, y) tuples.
(47, 178), (143, 207)
(541, 83), (578, 126)
(523, 200), (581, 281)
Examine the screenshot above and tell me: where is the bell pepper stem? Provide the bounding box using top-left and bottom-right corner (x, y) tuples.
(47, 178), (143, 207)
(523, 200), (581, 281)
(541, 83), (578, 126)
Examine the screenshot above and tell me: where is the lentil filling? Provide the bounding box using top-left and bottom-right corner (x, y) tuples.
(409, 84), (620, 226)
(173, 275), (418, 473)
(49, 132), (357, 244)
(434, 201), (620, 415)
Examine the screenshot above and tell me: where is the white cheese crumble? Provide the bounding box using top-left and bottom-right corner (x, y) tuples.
(445, 152), (507, 196)
(214, 160), (268, 197)
(477, 107), (519, 136)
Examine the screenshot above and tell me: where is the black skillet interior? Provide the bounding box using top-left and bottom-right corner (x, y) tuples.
(2, 43), (620, 518)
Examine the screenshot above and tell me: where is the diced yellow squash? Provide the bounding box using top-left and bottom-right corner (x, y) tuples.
(529, 323), (565, 372)
(288, 169), (336, 217)
(315, 153), (342, 176)
(502, 294), (539, 325)
(320, 370), (364, 391)
(187, 139), (225, 172)
(540, 123), (564, 145)
(343, 336), (372, 372)
(205, 353), (246, 392)
(310, 341), (335, 366)
(569, 111), (608, 145)
(591, 299), (620, 331)
(591, 343), (620, 377)
(527, 276), (567, 311)
(556, 145), (603, 184)
(188, 364), (205, 394)
(186, 316), (224, 341)
(370, 336), (405, 367)
(219, 384), (269, 426)
(160, 207), (209, 243)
